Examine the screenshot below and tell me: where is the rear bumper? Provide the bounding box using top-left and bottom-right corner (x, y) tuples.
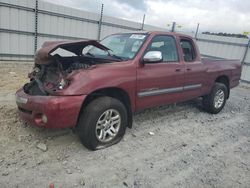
(15, 89), (86, 128)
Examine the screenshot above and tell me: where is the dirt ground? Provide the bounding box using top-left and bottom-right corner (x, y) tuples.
(0, 62), (250, 188)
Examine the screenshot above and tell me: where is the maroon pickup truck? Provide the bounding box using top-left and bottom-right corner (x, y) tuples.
(16, 31), (242, 150)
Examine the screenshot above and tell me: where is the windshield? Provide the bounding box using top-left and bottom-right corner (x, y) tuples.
(86, 33), (147, 60)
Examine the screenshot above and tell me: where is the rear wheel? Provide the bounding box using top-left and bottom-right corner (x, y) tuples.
(77, 96), (127, 150)
(202, 83), (228, 114)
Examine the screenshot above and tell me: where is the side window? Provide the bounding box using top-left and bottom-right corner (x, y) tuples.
(147, 35), (178, 62)
(180, 39), (196, 62)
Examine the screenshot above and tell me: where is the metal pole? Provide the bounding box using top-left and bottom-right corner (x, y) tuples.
(97, 4), (104, 41)
(34, 0), (38, 54)
(171, 22), (176, 32)
(241, 38), (250, 64)
(141, 14), (145, 30)
(195, 23), (200, 39)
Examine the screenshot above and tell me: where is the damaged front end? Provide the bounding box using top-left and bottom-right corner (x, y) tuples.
(23, 40), (110, 96)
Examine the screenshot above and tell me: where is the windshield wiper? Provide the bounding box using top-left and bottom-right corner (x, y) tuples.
(85, 49), (125, 61)
(85, 52), (95, 57)
(107, 50), (124, 61)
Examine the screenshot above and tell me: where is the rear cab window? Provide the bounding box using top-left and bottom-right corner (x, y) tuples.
(180, 38), (196, 62)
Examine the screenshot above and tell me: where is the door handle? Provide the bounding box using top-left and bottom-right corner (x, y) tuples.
(175, 68), (181, 72)
(186, 68), (191, 71)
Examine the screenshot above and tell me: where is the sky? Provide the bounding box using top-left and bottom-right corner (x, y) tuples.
(44, 0), (250, 34)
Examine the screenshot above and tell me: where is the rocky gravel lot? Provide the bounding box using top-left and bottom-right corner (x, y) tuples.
(0, 62), (250, 188)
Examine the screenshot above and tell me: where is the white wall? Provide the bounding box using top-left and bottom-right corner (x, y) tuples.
(0, 0), (249, 82)
(196, 34), (249, 60)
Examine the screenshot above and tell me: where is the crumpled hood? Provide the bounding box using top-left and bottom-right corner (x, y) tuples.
(34, 40), (110, 65)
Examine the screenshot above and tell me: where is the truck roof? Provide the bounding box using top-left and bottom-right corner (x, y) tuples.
(116, 30), (193, 39)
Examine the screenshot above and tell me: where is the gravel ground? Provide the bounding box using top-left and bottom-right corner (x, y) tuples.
(0, 62), (250, 188)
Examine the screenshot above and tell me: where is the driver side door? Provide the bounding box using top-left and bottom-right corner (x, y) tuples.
(136, 35), (185, 111)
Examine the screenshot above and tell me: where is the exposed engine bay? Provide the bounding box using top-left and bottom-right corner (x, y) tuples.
(23, 40), (111, 96)
(24, 57), (91, 95)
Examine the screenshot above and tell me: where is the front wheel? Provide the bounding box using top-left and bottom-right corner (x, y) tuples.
(77, 97), (127, 150)
(202, 83), (228, 114)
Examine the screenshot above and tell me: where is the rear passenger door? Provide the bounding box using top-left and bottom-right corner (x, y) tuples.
(180, 37), (206, 100)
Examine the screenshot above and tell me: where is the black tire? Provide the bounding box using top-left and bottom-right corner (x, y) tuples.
(202, 83), (228, 114)
(77, 96), (127, 150)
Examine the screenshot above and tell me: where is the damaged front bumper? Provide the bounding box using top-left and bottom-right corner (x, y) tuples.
(16, 89), (86, 128)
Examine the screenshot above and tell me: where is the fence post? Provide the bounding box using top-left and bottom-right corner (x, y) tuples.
(195, 23), (200, 39)
(241, 38), (250, 64)
(171, 22), (176, 32)
(141, 14), (145, 30)
(97, 4), (104, 41)
(34, 0), (38, 54)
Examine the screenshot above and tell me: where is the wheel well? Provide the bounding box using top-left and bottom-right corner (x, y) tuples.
(215, 76), (230, 98)
(78, 88), (133, 128)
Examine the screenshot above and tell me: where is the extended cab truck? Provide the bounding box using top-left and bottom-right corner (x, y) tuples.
(16, 31), (242, 150)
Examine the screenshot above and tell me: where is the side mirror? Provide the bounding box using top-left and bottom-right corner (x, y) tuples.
(143, 51), (163, 63)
